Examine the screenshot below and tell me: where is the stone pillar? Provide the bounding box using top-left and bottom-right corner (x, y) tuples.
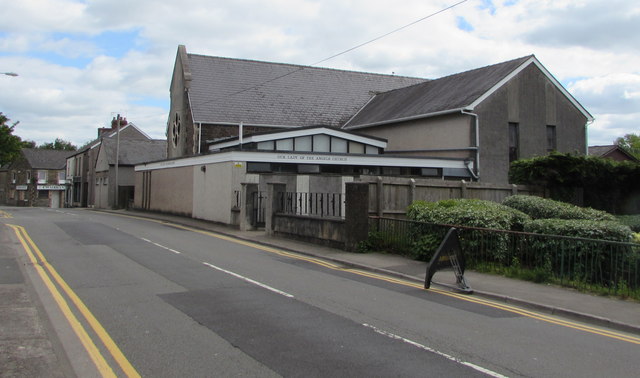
(409, 178), (416, 205)
(240, 183), (259, 231)
(345, 182), (370, 252)
(266, 183), (286, 236)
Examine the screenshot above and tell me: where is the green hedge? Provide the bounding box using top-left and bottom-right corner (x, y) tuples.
(406, 199), (530, 261)
(503, 195), (616, 222)
(617, 215), (640, 232)
(523, 219), (634, 242)
(407, 199), (529, 230)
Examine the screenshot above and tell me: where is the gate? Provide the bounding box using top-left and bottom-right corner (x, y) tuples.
(251, 191), (266, 227)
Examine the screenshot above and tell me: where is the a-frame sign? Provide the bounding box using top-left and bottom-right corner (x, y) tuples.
(424, 228), (472, 293)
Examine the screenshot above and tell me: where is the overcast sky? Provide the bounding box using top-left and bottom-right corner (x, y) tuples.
(1, 0), (638, 147)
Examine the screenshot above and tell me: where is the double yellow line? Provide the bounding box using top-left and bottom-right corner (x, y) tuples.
(7, 224), (140, 378)
(110, 213), (640, 345)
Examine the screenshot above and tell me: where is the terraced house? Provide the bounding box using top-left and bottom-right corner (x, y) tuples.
(5, 148), (73, 208)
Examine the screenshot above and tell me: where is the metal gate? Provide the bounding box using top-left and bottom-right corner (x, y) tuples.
(251, 191), (266, 227)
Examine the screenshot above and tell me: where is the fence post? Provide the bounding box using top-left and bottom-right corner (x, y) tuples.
(409, 178), (416, 206)
(511, 184), (518, 196)
(376, 176), (384, 217)
(460, 180), (468, 199)
(266, 183), (286, 236)
(240, 183), (258, 231)
(345, 182), (370, 252)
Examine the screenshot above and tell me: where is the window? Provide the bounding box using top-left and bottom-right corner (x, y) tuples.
(58, 171), (66, 184)
(103, 177), (108, 185)
(26, 171), (31, 183)
(348, 142), (364, 154)
(37, 170), (47, 184)
(313, 135), (330, 152)
(365, 145), (379, 155)
(275, 138), (293, 151)
(294, 136), (312, 152)
(257, 141), (274, 150)
(11, 171), (16, 184)
(38, 190), (48, 199)
(546, 125), (557, 152)
(331, 138), (347, 153)
(509, 122), (519, 163)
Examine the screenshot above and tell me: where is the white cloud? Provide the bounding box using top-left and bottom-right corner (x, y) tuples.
(1, 0), (639, 148)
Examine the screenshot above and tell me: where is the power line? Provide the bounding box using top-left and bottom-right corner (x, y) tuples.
(193, 0), (469, 108)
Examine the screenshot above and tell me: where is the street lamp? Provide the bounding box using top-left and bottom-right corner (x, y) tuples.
(2, 72), (18, 77)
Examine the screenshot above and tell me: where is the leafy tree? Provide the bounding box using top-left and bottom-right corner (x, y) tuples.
(0, 112), (24, 166)
(22, 140), (36, 148)
(39, 138), (77, 151)
(615, 133), (640, 159)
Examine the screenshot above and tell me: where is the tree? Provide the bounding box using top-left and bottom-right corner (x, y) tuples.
(615, 133), (640, 159)
(39, 138), (77, 151)
(0, 112), (24, 166)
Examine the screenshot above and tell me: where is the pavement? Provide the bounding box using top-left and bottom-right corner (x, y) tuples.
(2, 207), (639, 377)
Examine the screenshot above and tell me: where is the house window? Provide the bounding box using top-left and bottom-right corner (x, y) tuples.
(103, 177), (108, 185)
(26, 171), (31, 183)
(58, 171), (66, 184)
(11, 171), (16, 184)
(509, 122), (519, 163)
(546, 125), (557, 152)
(37, 170), (47, 184)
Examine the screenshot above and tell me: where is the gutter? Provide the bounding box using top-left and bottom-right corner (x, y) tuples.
(344, 108), (464, 130)
(460, 109), (480, 180)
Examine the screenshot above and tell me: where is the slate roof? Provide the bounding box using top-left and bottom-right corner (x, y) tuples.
(589, 145), (639, 161)
(101, 139), (167, 165)
(186, 53), (427, 127)
(21, 149), (74, 170)
(344, 56), (534, 128)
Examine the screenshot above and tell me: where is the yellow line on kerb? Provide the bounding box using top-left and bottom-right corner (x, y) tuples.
(104, 211), (640, 345)
(7, 224), (140, 378)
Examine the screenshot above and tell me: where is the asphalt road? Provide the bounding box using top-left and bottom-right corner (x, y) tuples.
(2, 207), (639, 377)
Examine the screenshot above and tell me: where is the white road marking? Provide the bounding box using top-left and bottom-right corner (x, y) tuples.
(362, 323), (508, 378)
(202, 262), (294, 298)
(141, 238), (182, 254)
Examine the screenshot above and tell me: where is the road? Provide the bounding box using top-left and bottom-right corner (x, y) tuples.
(1, 206), (639, 377)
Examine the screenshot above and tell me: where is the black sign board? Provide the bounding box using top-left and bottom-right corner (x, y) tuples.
(424, 228), (472, 293)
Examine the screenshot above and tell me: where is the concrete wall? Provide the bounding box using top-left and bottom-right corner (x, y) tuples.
(137, 166), (194, 216)
(361, 114), (473, 160)
(476, 64), (588, 184)
(192, 162), (237, 223)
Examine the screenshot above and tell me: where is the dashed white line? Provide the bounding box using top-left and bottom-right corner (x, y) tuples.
(362, 323), (508, 378)
(141, 238), (182, 254)
(202, 262), (294, 298)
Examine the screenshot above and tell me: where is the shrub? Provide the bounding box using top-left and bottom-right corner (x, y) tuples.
(503, 195), (616, 222)
(407, 199), (530, 230)
(406, 199), (530, 261)
(523, 218), (633, 242)
(617, 214), (640, 232)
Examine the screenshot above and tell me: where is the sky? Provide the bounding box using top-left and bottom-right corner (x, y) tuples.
(0, 0), (638, 148)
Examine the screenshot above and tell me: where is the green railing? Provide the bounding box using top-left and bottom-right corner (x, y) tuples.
(368, 217), (640, 299)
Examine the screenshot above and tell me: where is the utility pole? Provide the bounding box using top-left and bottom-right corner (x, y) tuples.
(115, 115), (120, 209)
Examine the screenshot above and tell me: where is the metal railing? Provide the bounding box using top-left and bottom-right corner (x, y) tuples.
(368, 217), (640, 299)
(277, 192), (344, 218)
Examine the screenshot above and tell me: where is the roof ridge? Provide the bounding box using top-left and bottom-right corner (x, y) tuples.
(187, 52), (426, 81)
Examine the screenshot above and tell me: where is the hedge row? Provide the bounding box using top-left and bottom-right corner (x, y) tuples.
(503, 195), (616, 222)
